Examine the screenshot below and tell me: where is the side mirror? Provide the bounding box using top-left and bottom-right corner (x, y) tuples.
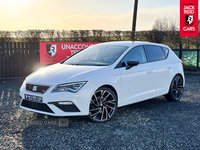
(126, 60), (139, 70)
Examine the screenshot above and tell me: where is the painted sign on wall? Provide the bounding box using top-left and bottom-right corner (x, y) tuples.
(40, 42), (99, 64)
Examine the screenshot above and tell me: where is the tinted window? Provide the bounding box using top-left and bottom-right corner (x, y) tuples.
(145, 46), (166, 62)
(120, 46), (147, 67)
(162, 47), (169, 57)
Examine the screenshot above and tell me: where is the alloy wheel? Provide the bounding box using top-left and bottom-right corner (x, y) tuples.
(171, 76), (183, 100)
(88, 87), (117, 122)
(165, 75), (184, 101)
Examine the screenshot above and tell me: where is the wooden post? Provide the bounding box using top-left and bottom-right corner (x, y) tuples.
(17, 42), (21, 77)
(132, 0), (138, 41)
(179, 42), (182, 60)
(14, 42), (18, 77)
(25, 42), (29, 75)
(10, 42), (15, 77)
(5, 42), (10, 77)
(2, 43), (6, 77)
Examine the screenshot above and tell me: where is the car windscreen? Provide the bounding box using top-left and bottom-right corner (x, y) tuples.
(63, 45), (128, 66)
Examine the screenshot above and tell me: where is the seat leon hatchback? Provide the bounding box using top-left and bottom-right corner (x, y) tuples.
(19, 41), (185, 122)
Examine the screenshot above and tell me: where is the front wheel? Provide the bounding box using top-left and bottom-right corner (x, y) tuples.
(88, 87), (117, 122)
(165, 75), (184, 102)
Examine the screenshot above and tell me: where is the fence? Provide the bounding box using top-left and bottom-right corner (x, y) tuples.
(173, 42), (200, 71)
(0, 42), (199, 78)
(0, 42), (40, 78)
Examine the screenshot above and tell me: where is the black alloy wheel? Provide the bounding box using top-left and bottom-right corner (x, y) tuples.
(165, 75), (184, 101)
(88, 87), (117, 122)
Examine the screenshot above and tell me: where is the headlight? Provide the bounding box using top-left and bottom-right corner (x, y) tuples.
(51, 81), (87, 93)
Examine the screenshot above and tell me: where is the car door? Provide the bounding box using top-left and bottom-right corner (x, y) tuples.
(144, 46), (172, 96)
(117, 46), (154, 106)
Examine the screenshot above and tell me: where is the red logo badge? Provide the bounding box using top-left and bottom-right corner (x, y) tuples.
(180, 0), (198, 37)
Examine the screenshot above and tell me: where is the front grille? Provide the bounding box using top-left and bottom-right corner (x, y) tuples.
(21, 99), (54, 113)
(26, 84), (50, 93)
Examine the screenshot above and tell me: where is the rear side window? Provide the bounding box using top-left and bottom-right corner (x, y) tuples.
(162, 47), (169, 57)
(145, 46), (166, 62)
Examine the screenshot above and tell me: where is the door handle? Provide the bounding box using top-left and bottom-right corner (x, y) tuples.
(146, 71), (152, 74)
(167, 66), (172, 70)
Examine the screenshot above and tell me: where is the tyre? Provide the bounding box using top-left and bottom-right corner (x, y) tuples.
(165, 75), (184, 102)
(88, 87), (117, 122)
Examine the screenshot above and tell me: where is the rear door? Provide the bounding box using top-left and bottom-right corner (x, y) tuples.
(144, 46), (172, 96)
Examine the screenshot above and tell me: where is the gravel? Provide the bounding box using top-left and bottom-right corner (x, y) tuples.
(0, 74), (200, 150)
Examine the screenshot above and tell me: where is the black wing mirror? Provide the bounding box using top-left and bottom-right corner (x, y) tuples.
(126, 60), (139, 70)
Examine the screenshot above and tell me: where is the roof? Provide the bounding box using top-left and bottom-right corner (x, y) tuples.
(98, 41), (168, 48)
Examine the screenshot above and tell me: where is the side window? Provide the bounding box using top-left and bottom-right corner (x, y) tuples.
(120, 46), (147, 67)
(145, 46), (166, 62)
(162, 47), (169, 57)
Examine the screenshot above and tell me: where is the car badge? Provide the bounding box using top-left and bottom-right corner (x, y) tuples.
(32, 86), (37, 91)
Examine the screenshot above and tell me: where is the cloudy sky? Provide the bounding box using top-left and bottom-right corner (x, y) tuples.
(0, 0), (189, 31)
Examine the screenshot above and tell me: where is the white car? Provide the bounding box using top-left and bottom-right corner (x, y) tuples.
(19, 41), (185, 122)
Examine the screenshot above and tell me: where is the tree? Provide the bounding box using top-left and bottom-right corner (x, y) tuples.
(152, 16), (178, 32)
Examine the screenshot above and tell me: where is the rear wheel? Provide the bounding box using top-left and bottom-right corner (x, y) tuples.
(165, 75), (184, 101)
(88, 87), (117, 122)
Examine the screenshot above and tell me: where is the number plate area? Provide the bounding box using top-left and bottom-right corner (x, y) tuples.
(25, 94), (43, 103)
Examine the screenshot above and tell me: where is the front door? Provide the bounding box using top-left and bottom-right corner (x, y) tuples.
(117, 46), (154, 106)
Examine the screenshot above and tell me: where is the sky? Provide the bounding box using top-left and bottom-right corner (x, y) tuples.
(0, 0), (191, 31)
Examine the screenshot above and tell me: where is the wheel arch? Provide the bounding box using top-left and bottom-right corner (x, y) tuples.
(175, 73), (184, 81)
(173, 73), (185, 86)
(167, 73), (184, 93)
(98, 84), (118, 101)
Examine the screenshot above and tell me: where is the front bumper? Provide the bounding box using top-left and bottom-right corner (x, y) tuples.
(19, 81), (97, 116)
